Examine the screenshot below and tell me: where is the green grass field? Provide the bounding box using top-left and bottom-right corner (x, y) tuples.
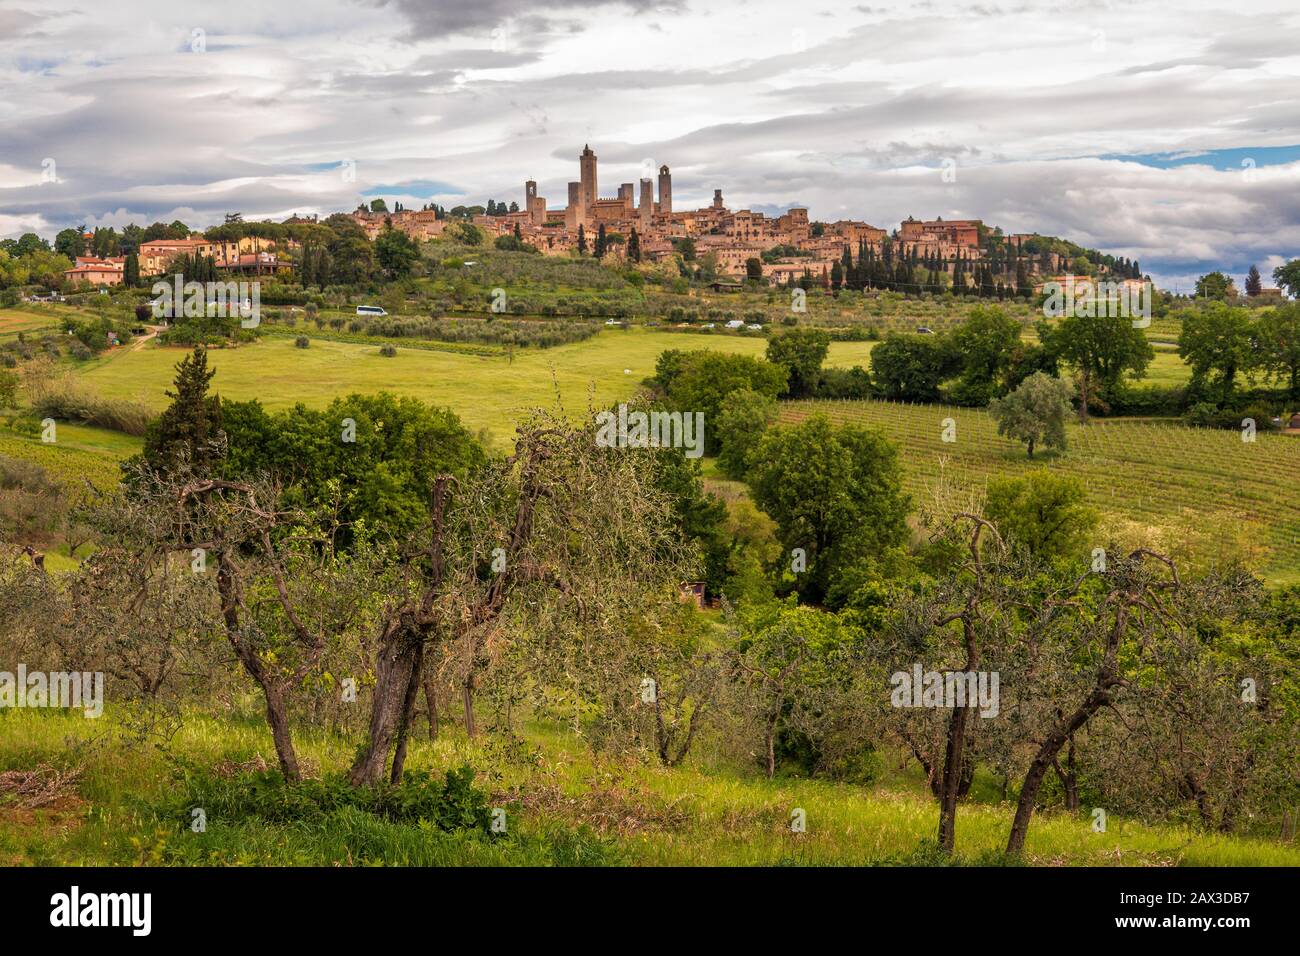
(781, 398), (1300, 585)
(0, 306), (63, 342)
(4, 706), (1294, 867)
(72, 329), (874, 446)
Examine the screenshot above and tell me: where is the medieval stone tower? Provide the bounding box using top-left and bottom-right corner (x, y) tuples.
(657, 164), (672, 214)
(580, 144), (598, 211)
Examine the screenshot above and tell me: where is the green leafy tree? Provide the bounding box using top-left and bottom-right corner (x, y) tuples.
(658, 351), (787, 454)
(375, 221), (420, 279)
(1254, 302), (1300, 398)
(748, 414), (910, 603)
(1194, 271), (1235, 300)
(1177, 303), (1255, 402)
(870, 333), (961, 402)
(984, 470), (1097, 561)
(54, 227), (86, 260)
(1273, 259), (1300, 299)
(221, 392), (483, 542)
(765, 328), (830, 398)
(988, 371), (1074, 458)
(715, 387), (779, 479)
(1038, 313), (1153, 421)
(947, 306), (1022, 405)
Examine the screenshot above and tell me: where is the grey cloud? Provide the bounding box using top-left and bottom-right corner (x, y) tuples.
(367, 0), (684, 38)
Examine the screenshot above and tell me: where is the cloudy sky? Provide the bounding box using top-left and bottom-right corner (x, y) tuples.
(1, 0), (1297, 290)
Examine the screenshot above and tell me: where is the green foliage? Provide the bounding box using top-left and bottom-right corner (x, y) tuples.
(765, 328), (830, 398)
(947, 306), (1021, 406)
(1272, 260), (1300, 299)
(173, 765), (493, 832)
(1178, 303), (1256, 403)
(988, 371), (1074, 457)
(748, 414), (910, 603)
(138, 346), (224, 475)
(655, 350), (787, 454)
(715, 387), (778, 479)
(870, 333), (960, 402)
(1254, 302), (1300, 398)
(1038, 311), (1153, 409)
(1194, 271), (1235, 300)
(375, 223), (421, 279)
(984, 470), (1098, 561)
(221, 391), (484, 542)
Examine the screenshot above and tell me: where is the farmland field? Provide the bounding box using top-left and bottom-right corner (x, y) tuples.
(0, 305), (62, 342)
(73, 328), (876, 445)
(781, 398), (1300, 585)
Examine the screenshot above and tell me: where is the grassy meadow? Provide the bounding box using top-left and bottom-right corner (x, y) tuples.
(70, 325), (875, 445)
(4, 706), (1295, 867)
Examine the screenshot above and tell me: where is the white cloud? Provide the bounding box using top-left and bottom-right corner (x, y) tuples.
(1, 0), (1298, 282)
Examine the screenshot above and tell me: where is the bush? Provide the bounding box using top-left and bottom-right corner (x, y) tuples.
(295, 336), (310, 349)
(173, 765), (494, 833)
(27, 378), (153, 436)
(379, 344), (397, 357)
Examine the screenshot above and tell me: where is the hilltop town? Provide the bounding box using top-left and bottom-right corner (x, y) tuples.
(48, 143), (1144, 295)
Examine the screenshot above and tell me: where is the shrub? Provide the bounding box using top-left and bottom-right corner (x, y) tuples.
(295, 336), (310, 349)
(173, 765), (494, 833)
(379, 344), (397, 357)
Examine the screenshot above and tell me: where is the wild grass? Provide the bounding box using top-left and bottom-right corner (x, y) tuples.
(2, 707), (1295, 867)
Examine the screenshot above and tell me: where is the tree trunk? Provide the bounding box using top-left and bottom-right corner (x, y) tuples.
(1006, 687), (1109, 855)
(217, 557), (301, 781)
(937, 703), (971, 853)
(262, 683), (301, 782)
(938, 616), (979, 854)
(389, 641), (425, 785)
(348, 621), (422, 787)
(462, 679), (477, 738)
(764, 714), (777, 780)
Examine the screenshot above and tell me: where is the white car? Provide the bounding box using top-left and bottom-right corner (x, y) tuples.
(747, 323), (763, 330)
(725, 319), (745, 329)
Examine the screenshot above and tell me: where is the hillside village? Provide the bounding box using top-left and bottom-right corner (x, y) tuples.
(45, 144), (1151, 299)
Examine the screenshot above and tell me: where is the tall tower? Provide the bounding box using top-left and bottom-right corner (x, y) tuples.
(580, 144), (598, 211)
(712, 189), (724, 210)
(638, 178), (653, 229)
(566, 181), (584, 230)
(657, 164), (672, 215)
(525, 180), (537, 206)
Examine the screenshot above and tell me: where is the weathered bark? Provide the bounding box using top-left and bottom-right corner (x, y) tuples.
(351, 619), (425, 786)
(462, 679), (477, 738)
(349, 478), (451, 787)
(1007, 685), (1113, 855)
(217, 558), (301, 781)
(389, 641), (425, 784)
(937, 613), (979, 854)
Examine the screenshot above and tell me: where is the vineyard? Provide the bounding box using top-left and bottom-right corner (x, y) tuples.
(780, 399), (1300, 584)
